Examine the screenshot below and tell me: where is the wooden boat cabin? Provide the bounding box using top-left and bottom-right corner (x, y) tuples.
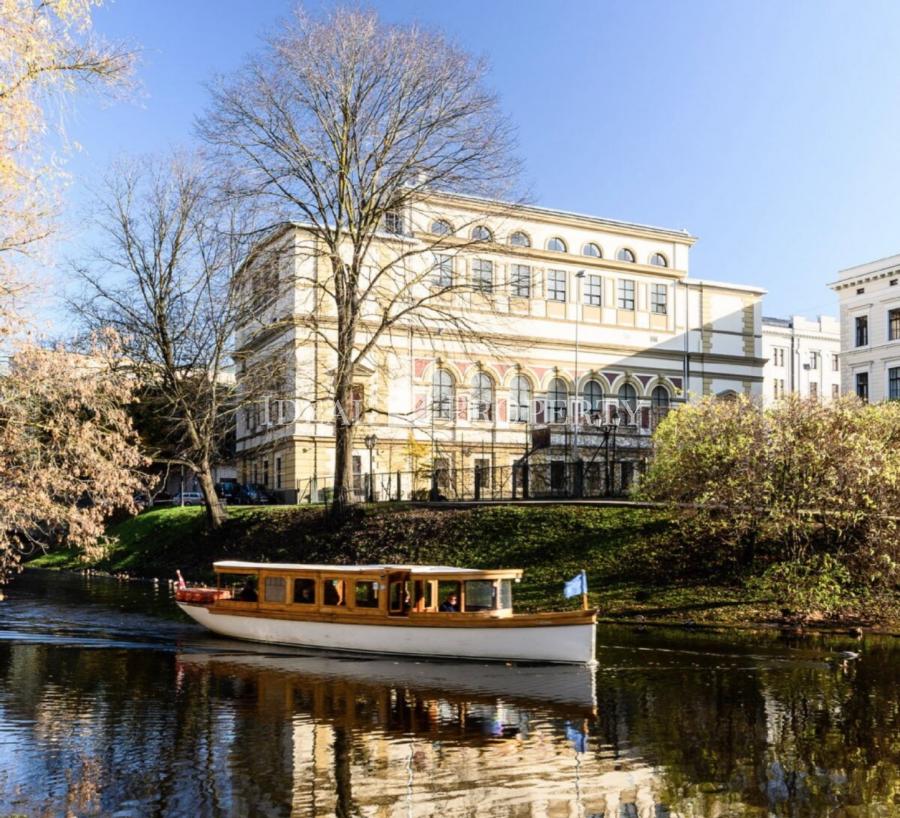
(211, 561), (523, 621)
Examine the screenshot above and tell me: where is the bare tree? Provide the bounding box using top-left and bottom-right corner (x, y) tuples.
(74, 155), (276, 529)
(199, 5), (521, 512)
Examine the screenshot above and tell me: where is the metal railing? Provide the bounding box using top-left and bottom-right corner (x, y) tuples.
(286, 460), (640, 505)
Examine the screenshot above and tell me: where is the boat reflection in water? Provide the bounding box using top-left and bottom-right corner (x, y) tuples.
(176, 644), (665, 817)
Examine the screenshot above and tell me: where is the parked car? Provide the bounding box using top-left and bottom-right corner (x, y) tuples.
(241, 483), (278, 505)
(215, 480), (243, 504)
(170, 491), (205, 506)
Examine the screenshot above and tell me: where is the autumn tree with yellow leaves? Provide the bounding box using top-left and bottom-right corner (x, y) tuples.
(0, 0), (132, 323)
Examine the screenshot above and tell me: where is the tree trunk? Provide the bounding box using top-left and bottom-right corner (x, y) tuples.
(331, 378), (355, 517)
(197, 462), (228, 529)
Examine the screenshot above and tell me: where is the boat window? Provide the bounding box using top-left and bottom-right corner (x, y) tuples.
(263, 576), (286, 604)
(437, 580), (462, 612)
(355, 580), (380, 608)
(218, 573), (258, 602)
(323, 578), (346, 606)
(412, 579), (433, 611)
(464, 580), (496, 612)
(389, 580), (411, 613)
(498, 579), (513, 610)
(293, 578), (316, 604)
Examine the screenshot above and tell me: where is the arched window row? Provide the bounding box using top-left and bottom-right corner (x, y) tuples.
(426, 220), (670, 267)
(429, 367), (676, 423)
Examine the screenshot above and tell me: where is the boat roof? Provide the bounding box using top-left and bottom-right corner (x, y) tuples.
(213, 560), (517, 576)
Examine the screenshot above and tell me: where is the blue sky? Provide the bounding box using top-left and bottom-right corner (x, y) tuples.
(55, 0), (900, 321)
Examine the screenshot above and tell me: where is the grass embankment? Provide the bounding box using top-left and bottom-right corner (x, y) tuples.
(30, 503), (787, 625)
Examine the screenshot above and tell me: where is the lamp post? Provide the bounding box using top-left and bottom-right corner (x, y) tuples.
(364, 433), (377, 503)
(573, 270), (586, 456)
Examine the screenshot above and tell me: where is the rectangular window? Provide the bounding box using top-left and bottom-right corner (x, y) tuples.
(263, 576), (286, 604)
(650, 283), (668, 314)
(472, 259), (493, 291)
(889, 308), (900, 341)
(511, 264), (531, 298)
(293, 578), (315, 604)
(464, 579), (496, 612)
(832, 354), (839, 372)
(809, 351), (818, 370)
(275, 456), (282, 490)
(262, 459), (269, 486)
(855, 316), (868, 347)
(809, 382), (818, 399)
(890, 367), (900, 400)
(856, 372), (869, 402)
(350, 383), (364, 421)
(323, 578), (347, 606)
(832, 384), (840, 399)
(585, 274), (602, 306)
(433, 254), (453, 288)
(384, 210), (403, 234)
(547, 269), (566, 302)
(355, 580), (380, 609)
(617, 279), (635, 310)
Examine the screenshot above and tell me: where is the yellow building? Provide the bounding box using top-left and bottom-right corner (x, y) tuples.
(235, 193), (765, 502)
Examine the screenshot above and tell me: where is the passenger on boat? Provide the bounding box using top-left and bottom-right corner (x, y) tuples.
(439, 593), (459, 612)
(237, 579), (258, 602)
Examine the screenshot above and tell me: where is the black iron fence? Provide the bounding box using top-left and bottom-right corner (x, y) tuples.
(287, 460), (641, 505)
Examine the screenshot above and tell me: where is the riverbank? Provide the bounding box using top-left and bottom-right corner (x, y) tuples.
(28, 504), (899, 630)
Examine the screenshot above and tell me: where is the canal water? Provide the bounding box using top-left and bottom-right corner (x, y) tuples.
(0, 571), (897, 817)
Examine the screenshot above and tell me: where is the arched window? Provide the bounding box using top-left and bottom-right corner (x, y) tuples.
(547, 237), (567, 253)
(547, 377), (569, 423)
(617, 248), (636, 263)
(431, 220), (452, 236)
(651, 385), (670, 409)
(650, 252), (668, 267)
(509, 375), (532, 423)
(584, 380), (604, 414)
(432, 369), (454, 420)
(470, 372), (494, 421)
(582, 243), (602, 258)
(618, 383), (638, 419)
(509, 231), (531, 247)
(471, 225), (492, 242)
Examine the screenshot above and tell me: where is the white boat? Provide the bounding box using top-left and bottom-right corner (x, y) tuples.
(175, 561), (597, 665)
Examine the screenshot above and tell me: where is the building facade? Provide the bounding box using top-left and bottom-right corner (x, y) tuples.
(236, 194), (766, 502)
(829, 253), (900, 403)
(761, 315), (841, 405)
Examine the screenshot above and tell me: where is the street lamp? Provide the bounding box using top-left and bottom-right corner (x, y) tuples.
(573, 270), (586, 457)
(364, 433), (377, 503)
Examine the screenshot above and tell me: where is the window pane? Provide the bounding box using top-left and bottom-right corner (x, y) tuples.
(433, 254), (453, 287)
(499, 579), (513, 610)
(473, 259), (493, 291)
(355, 580), (380, 608)
(511, 264), (531, 297)
(617, 248), (635, 263)
(433, 369), (453, 419)
(264, 576), (286, 603)
(472, 226), (491, 241)
(464, 579), (496, 611)
(548, 269), (566, 302)
(293, 578), (316, 604)
(547, 237), (566, 252)
(509, 231), (530, 247)
(582, 243), (601, 257)
(651, 283), (667, 314)
(438, 581), (461, 612)
(890, 309), (900, 341)
(855, 316), (868, 347)
(585, 275), (602, 306)
(431, 220), (451, 235)
(323, 578), (347, 606)
(890, 367), (900, 400)
(856, 372), (869, 402)
(510, 376), (532, 423)
(617, 280), (635, 310)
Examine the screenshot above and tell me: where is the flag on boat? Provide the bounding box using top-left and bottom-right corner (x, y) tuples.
(563, 570), (587, 599)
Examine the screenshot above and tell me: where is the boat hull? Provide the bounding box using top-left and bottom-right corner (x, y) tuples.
(177, 602), (596, 665)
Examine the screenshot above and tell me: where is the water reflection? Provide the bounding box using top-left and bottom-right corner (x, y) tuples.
(0, 570), (897, 817)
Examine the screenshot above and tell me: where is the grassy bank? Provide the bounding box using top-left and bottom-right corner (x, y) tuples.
(29, 503), (797, 625)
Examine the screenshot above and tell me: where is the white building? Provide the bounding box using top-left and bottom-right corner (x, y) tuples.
(761, 315), (841, 405)
(829, 253), (900, 402)
(236, 192), (767, 501)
